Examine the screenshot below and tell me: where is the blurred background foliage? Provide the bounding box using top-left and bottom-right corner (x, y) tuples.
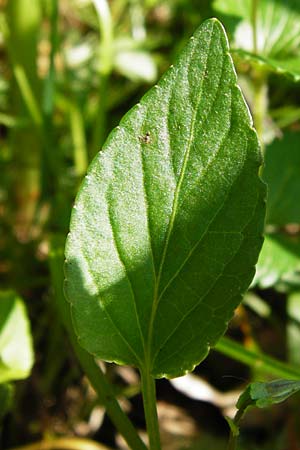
(0, 0), (300, 449)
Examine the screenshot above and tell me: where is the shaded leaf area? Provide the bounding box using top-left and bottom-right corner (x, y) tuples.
(213, 0), (300, 80)
(263, 132), (300, 226)
(0, 291), (34, 383)
(254, 234), (300, 289)
(65, 19), (265, 379)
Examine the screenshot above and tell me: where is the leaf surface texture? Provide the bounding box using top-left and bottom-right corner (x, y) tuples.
(65, 19), (265, 378)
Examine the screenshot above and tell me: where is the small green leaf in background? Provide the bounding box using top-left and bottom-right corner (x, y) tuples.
(253, 131), (300, 290)
(0, 291), (34, 383)
(65, 18), (266, 379)
(228, 378), (300, 449)
(213, 0), (300, 81)
(254, 234), (300, 289)
(232, 50), (300, 82)
(237, 379), (300, 410)
(263, 132), (300, 226)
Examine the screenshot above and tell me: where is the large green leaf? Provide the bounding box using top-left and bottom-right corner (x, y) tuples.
(65, 18), (265, 379)
(0, 291), (34, 383)
(213, 0), (300, 81)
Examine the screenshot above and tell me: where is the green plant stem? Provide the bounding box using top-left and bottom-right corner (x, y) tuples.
(90, 0), (114, 157)
(251, 0), (267, 153)
(49, 239), (147, 450)
(216, 336), (300, 379)
(74, 344), (147, 450)
(69, 99), (88, 177)
(4, 1), (43, 130)
(226, 412), (242, 450)
(92, 0), (113, 75)
(91, 73), (108, 158)
(42, 0), (58, 119)
(41, 0), (59, 199)
(13, 64), (43, 129)
(6, 0), (43, 241)
(227, 433), (236, 450)
(129, 0), (146, 41)
(251, 0), (259, 54)
(226, 402), (250, 450)
(227, 430), (237, 450)
(140, 368), (161, 450)
(252, 72), (268, 152)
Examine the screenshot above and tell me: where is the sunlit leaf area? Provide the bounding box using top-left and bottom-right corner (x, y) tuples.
(1, 1), (300, 449)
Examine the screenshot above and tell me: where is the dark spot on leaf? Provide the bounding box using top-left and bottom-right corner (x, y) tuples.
(139, 131), (151, 144)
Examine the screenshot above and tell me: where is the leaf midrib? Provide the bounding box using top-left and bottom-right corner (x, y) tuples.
(145, 22), (216, 367)
(156, 100), (233, 304)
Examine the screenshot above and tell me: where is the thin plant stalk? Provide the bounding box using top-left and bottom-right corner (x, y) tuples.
(250, 0), (268, 151)
(129, 0), (146, 41)
(91, 74), (109, 158)
(252, 71), (268, 152)
(226, 409), (246, 450)
(13, 63), (43, 129)
(42, 0), (59, 119)
(251, 0), (259, 54)
(140, 368), (161, 450)
(90, 0), (114, 157)
(6, 0), (43, 241)
(69, 98), (89, 177)
(41, 0), (59, 198)
(227, 431), (237, 450)
(92, 0), (114, 75)
(215, 336), (300, 379)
